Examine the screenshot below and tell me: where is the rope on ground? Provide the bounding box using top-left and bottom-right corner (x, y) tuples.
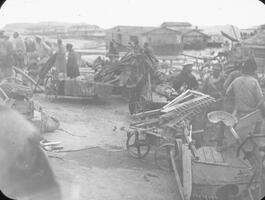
(58, 128), (87, 138)
(48, 155), (65, 160)
(57, 146), (99, 153)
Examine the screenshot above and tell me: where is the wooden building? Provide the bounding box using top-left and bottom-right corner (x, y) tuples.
(161, 22), (192, 31)
(105, 25), (155, 51)
(182, 29), (209, 50)
(142, 27), (183, 56)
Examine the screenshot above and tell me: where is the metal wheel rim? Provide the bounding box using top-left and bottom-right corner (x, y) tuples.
(126, 132), (150, 159)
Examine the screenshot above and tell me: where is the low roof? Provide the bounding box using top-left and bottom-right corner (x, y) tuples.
(161, 22), (192, 27)
(142, 27), (182, 35)
(107, 25), (156, 34)
(182, 29), (210, 37)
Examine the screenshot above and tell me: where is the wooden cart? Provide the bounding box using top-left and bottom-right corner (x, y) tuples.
(169, 111), (265, 200)
(44, 68), (113, 100)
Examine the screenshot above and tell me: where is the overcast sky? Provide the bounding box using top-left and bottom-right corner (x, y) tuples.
(0, 0), (264, 29)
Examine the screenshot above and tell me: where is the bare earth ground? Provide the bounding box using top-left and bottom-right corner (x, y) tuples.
(34, 94), (178, 200)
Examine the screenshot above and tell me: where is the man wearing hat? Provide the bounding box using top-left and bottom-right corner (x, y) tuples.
(34, 35), (51, 62)
(202, 64), (224, 100)
(172, 62), (198, 93)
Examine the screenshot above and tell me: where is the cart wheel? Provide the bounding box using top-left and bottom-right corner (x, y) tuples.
(155, 143), (175, 171)
(126, 131), (150, 159)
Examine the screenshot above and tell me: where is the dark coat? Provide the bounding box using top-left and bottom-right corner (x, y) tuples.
(173, 71), (198, 92)
(66, 50), (80, 78)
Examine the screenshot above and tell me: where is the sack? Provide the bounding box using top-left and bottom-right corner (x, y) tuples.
(41, 111), (60, 133)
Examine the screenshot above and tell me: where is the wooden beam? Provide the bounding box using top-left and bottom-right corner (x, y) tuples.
(170, 150), (185, 200)
(182, 145), (192, 200)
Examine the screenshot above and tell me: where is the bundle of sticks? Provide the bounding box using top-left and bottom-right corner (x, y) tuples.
(94, 49), (158, 87)
(131, 90), (215, 130)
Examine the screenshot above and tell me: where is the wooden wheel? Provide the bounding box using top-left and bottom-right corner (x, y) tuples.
(126, 131), (150, 159)
(154, 143), (175, 171)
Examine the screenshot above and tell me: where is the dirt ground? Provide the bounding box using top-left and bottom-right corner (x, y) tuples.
(34, 94), (179, 200)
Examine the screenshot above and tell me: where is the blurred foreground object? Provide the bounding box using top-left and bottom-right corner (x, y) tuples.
(0, 105), (61, 200)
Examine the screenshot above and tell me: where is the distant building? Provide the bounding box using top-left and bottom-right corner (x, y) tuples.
(142, 27), (183, 56)
(106, 24), (209, 56)
(182, 29), (209, 50)
(161, 22), (192, 31)
(105, 25), (155, 50)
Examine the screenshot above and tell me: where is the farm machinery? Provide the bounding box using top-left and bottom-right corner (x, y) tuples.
(124, 89), (265, 200)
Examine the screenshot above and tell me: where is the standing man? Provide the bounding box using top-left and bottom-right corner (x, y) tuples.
(0, 30), (14, 80)
(34, 36), (51, 64)
(107, 41), (118, 64)
(54, 39), (66, 79)
(217, 58), (265, 149)
(66, 43), (80, 79)
(202, 64), (224, 100)
(172, 63), (199, 94)
(143, 42), (154, 57)
(226, 59), (264, 118)
(10, 32), (26, 69)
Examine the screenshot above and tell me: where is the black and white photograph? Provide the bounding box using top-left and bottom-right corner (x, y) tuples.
(0, 0), (265, 199)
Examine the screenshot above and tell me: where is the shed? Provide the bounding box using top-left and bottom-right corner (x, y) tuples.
(105, 25), (155, 51)
(142, 27), (183, 56)
(182, 29), (209, 50)
(161, 22), (192, 29)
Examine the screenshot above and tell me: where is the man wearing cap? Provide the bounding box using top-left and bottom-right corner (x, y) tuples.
(202, 64), (224, 100)
(172, 63), (198, 93)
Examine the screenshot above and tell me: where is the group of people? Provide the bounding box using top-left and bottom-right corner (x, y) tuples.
(54, 39), (80, 79)
(0, 30), (80, 81)
(107, 40), (155, 63)
(171, 57), (265, 147)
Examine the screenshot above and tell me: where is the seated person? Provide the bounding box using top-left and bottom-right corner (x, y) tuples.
(172, 63), (198, 94)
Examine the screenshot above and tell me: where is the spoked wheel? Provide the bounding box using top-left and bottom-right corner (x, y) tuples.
(126, 131), (151, 159)
(154, 143), (175, 171)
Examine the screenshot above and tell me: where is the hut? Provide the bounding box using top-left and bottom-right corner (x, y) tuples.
(182, 29), (209, 50)
(161, 22), (192, 30)
(105, 26), (155, 51)
(142, 27), (183, 56)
